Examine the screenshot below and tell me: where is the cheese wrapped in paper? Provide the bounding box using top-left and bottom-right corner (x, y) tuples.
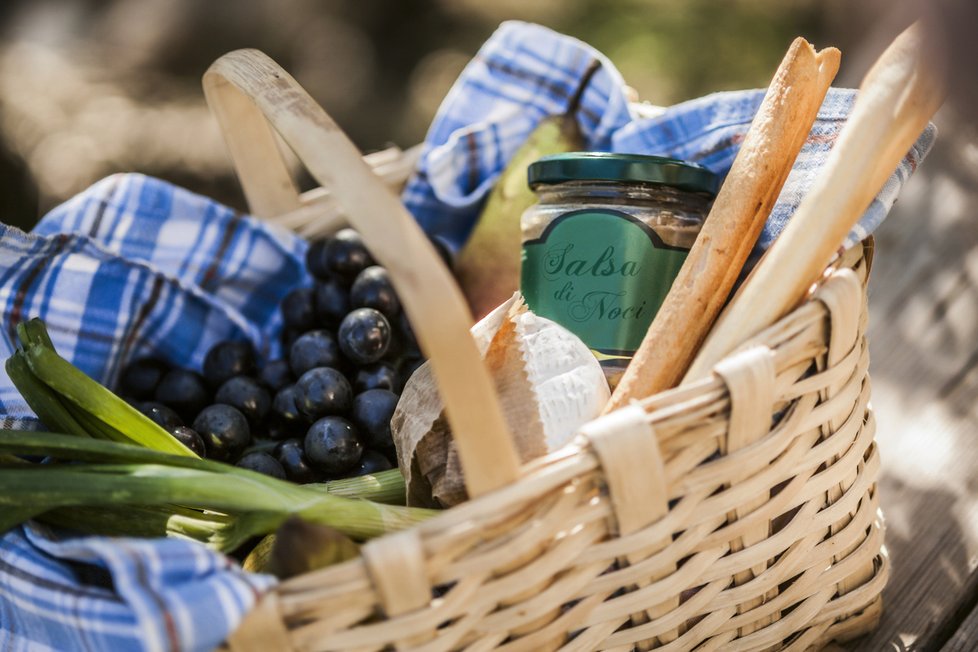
(392, 293), (610, 507)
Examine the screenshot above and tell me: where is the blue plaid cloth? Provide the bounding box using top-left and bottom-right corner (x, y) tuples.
(403, 21), (936, 255)
(1, 525), (274, 652)
(0, 173), (308, 430)
(0, 174), (301, 650)
(0, 20), (938, 652)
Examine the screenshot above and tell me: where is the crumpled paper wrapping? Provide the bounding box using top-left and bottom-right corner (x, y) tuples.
(392, 294), (609, 507)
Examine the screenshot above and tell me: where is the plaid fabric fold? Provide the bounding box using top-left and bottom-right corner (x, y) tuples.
(0, 174), (299, 650)
(32, 173), (308, 364)
(0, 173), (309, 431)
(0, 525), (274, 652)
(401, 21), (632, 248)
(401, 20), (937, 255)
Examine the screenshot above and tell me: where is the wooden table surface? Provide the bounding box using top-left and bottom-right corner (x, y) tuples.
(839, 110), (978, 651)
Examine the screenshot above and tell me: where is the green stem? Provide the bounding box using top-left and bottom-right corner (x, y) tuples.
(0, 432), (426, 547)
(17, 319), (55, 349)
(296, 497), (431, 540)
(0, 431), (409, 503)
(0, 507), (48, 532)
(22, 338), (194, 456)
(5, 353), (90, 438)
(312, 468), (406, 505)
(65, 400), (155, 446)
(38, 505), (233, 541)
(0, 463), (435, 541)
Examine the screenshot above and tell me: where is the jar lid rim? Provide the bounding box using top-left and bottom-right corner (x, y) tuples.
(527, 152), (719, 196)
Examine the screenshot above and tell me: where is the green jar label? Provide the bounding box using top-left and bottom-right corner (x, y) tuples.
(521, 209), (689, 356)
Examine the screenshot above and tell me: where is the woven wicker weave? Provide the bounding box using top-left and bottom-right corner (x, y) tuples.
(207, 49), (887, 652)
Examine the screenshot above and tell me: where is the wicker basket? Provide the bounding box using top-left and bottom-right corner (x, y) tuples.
(205, 49), (887, 652)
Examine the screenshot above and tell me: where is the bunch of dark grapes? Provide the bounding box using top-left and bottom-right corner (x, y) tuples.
(118, 228), (440, 482)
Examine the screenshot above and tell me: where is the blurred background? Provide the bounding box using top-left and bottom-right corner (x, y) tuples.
(0, 3), (976, 648)
(0, 0), (972, 228)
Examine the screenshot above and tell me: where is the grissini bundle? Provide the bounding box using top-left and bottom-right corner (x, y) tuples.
(603, 38), (840, 413)
(684, 23), (945, 382)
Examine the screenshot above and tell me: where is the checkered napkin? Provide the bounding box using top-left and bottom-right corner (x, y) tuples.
(1, 524), (275, 652)
(0, 173), (299, 650)
(2, 173), (309, 430)
(403, 21), (937, 256)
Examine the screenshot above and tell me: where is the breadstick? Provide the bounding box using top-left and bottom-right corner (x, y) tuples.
(603, 38), (840, 413)
(684, 23), (944, 382)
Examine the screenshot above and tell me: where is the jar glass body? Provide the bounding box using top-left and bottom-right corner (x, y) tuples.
(521, 180), (711, 247)
(520, 180), (713, 387)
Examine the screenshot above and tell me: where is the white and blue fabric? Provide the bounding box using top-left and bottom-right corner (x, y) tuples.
(0, 20), (935, 651)
(0, 524), (274, 652)
(403, 21), (935, 255)
(0, 174), (294, 651)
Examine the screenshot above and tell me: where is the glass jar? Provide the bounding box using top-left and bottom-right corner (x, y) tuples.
(520, 152), (718, 387)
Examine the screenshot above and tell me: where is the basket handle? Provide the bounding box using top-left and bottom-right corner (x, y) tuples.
(202, 49), (521, 497)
